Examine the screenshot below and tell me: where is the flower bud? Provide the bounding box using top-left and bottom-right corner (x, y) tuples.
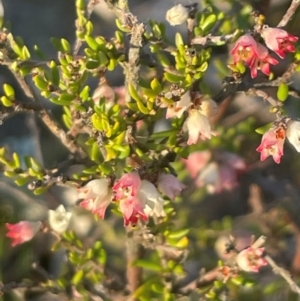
(6, 221), (41, 247)
(166, 4), (188, 26)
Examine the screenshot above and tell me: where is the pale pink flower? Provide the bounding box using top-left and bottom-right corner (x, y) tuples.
(78, 179), (112, 219)
(250, 43), (278, 78)
(236, 247), (267, 272)
(6, 221), (41, 247)
(199, 97), (218, 117)
(256, 128), (285, 164)
(157, 173), (186, 200)
(166, 92), (191, 119)
(137, 180), (165, 218)
(182, 151), (212, 178)
(286, 120), (300, 152)
(185, 109), (213, 145)
(93, 83), (115, 106)
(261, 26), (298, 59)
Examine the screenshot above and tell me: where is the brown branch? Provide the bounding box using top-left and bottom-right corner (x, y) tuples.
(265, 255), (300, 295)
(277, 0), (300, 28)
(191, 31), (238, 46)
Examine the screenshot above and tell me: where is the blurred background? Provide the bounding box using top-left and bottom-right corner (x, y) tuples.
(1, 0), (300, 300)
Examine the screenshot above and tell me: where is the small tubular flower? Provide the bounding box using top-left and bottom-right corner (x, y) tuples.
(185, 109), (212, 145)
(166, 4), (188, 26)
(48, 205), (72, 234)
(157, 173), (186, 200)
(286, 120), (300, 152)
(165, 92), (191, 119)
(256, 127), (285, 164)
(236, 247), (267, 272)
(230, 34), (278, 78)
(138, 180), (166, 218)
(6, 221), (41, 247)
(78, 179), (112, 219)
(230, 34), (258, 66)
(250, 43), (278, 78)
(261, 26), (298, 59)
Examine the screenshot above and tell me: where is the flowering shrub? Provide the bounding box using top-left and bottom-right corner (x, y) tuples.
(1, 0), (300, 300)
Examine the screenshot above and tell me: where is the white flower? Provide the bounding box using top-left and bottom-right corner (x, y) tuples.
(165, 91), (191, 119)
(166, 4), (189, 26)
(157, 173), (186, 200)
(185, 109), (212, 144)
(138, 180), (166, 217)
(286, 120), (300, 152)
(48, 205), (72, 234)
(199, 97), (218, 117)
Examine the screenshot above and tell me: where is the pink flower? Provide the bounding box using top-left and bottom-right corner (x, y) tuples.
(236, 247), (267, 272)
(6, 221), (41, 247)
(78, 179), (112, 219)
(113, 174), (165, 226)
(182, 151), (212, 178)
(185, 109), (213, 145)
(261, 26), (298, 59)
(231, 34), (258, 66)
(113, 172), (141, 199)
(165, 92), (191, 119)
(230, 34), (278, 78)
(256, 127), (285, 164)
(250, 43), (278, 78)
(157, 173), (186, 200)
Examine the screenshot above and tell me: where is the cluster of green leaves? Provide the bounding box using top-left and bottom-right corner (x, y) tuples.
(47, 231), (107, 297)
(0, 147), (49, 194)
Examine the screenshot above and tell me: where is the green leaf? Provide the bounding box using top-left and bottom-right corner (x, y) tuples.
(201, 14), (217, 33)
(61, 39), (71, 53)
(150, 129), (178, 139)
(164, 72), (185, 83)
(49, 60), (60, 86)
(21, 46), (31, 60)
(150, 78), (162, 94)
(33, 75), (48, 91)
(167, 229), (190, 239)
(255, 123), (272, 134)
(277, 83), (289, 102)
(128, 84), (143, 102)
(15, 176), (30, 186)
(79, 85), (90, 101)
(72, 270), (84, 286)
(85, 36), (98, 51)
(134, 259), (162, 272)
(91, 142), (101, 162)
(1, 96), (13, 107)
(175, 32), (184, 49)
(3, 84), (15, 100)
(13, 152), (21, 168)
(34, 186), (49, 195)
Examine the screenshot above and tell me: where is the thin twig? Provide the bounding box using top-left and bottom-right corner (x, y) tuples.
(277, 0), (300, 28)
(191, 31), (238, 46)
(265, 255), (300, 295)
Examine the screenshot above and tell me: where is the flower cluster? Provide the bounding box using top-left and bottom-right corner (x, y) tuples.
(78, 172), (185, 226)
(230, 26), (298, 78)
(256, 119), (300, 164)
(183, 150), (246, 193)
(164, 92), (218, 145)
